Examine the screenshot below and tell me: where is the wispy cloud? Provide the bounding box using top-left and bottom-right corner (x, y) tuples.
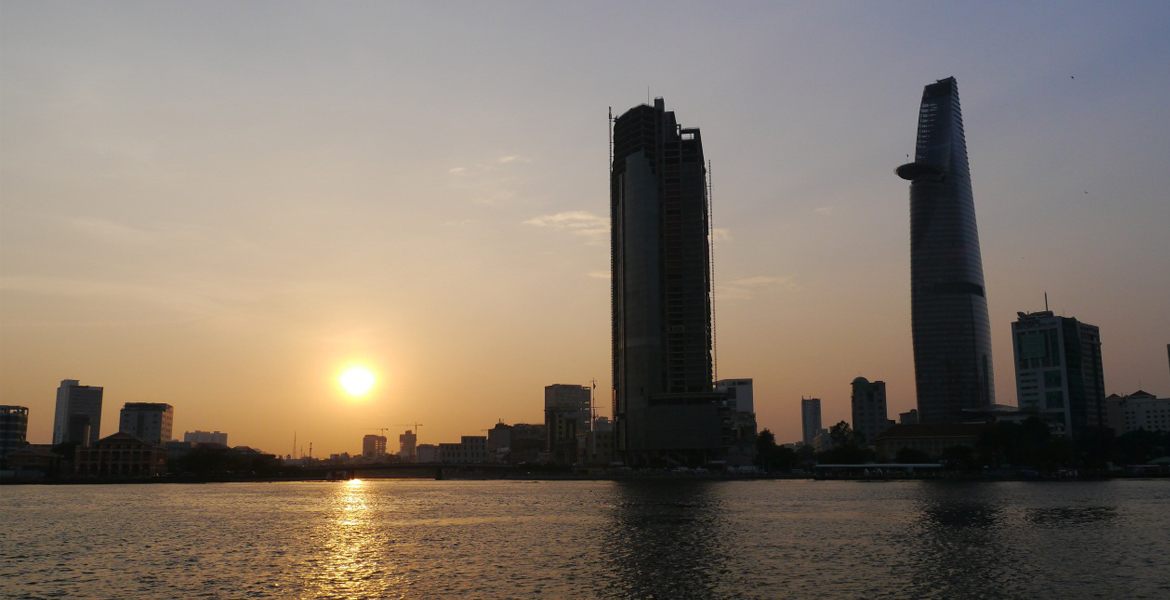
(716, 275), (799, 300)
(711, 228), (732, 244)
(497, 155), (517, 164)
(448, 166), (466, 174)
(815, 206), (837, 217)
(62, 216), (183, 246)
(588, 271), (610, 280)
(523, 211), (609, 245)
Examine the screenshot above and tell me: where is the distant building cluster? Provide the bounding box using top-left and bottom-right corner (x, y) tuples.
(791, 77), (1170, 463)
(1, 379), (264, 480)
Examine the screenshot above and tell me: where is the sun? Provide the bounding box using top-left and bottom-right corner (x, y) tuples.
(339, 366), (376, 397)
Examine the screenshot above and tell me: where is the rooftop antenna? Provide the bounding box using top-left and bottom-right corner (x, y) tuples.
(1045, 292), (1049, 312)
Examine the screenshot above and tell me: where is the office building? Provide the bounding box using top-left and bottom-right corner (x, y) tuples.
(1107, 391), (1170, 434)
(897, 77), (995, 423)
(119, 403), (174, 445)
(801, 398), (822, 447)
(851, 378), (890, 445)
(545, 384), (592, 465)
(1012, 311), (1105, 438)
(184, 430), (228, 446)
(52, 379), (104, 446)
(1, 405), (29, 462)
(362, 434), (387, 458)
(611, 97), (724, 466)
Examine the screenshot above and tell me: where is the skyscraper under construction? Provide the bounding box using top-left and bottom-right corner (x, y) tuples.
(897, 77), (995, 423)
(611, 98), (724, 466)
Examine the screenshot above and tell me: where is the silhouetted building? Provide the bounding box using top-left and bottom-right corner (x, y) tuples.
(398, 429), (417, 461)
(545, 384), (592, 465)
(899, 409), (919, 425)
(362, 434), (387, 458)
(119, 403), (174, 445)
(184, 430), (228, 446)
(897, 77), (994, 423)
(1, 405), (29, 463)
(1107, 391), (1170, 434)
(52, 379), (103, 446)
(75, 432), (167, 478)
(801, 398), (822, 447)
(851, 378), (890, 445)
(611, 97), (723, 466)
(1012, 311), (1105, 438)
(509, 423), (547, 464)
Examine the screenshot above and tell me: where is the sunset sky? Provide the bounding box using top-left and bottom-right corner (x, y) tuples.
(3, 2), (1168, 456)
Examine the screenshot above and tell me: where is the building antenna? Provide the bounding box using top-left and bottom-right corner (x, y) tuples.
(609, 107), (613, 172)
(708, 159), (718, 383)
(1045, 292), (1049, 312)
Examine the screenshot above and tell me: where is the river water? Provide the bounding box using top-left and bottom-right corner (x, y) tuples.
(1, 479), (1168, 599)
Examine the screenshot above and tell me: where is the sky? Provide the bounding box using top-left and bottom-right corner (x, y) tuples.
(2, 2), (1169, 456)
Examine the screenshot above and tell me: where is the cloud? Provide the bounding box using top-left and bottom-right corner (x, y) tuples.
(711, 228), (732, 244)
(815, 206), (837, 216)
(523, 211), (609, 245)
(448, 167), (465, 174)
(715, 275), (799, 300)
(588, 271), (610, 280)
(497, 155), (517, 164)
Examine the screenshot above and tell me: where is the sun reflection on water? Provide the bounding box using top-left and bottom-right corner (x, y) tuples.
(299, 479), (408, 599)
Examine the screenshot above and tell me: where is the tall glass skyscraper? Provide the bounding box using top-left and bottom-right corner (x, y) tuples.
(611, 98), (723, 466)
(896, 77), (995, 423)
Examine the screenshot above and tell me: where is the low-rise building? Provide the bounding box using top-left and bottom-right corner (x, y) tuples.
(1107, 391), (1170, 434)
(873, 423), (990, 462)
(438, 436), (487, 463)
(184, 430), (228, 445)
(75, 432), (167, 478)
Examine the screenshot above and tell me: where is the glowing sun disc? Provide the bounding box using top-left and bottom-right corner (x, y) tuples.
(340, 367), (375, 396)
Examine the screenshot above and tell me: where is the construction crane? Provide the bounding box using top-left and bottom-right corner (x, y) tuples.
(365, 428), (389, 437)
(394, 423), (423, 439)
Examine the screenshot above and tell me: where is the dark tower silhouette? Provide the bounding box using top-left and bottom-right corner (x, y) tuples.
(896, 77), (995, 423)
(611, 98), (723, 466)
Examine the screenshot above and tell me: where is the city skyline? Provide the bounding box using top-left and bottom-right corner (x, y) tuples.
(3, 3), (1169, 456)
